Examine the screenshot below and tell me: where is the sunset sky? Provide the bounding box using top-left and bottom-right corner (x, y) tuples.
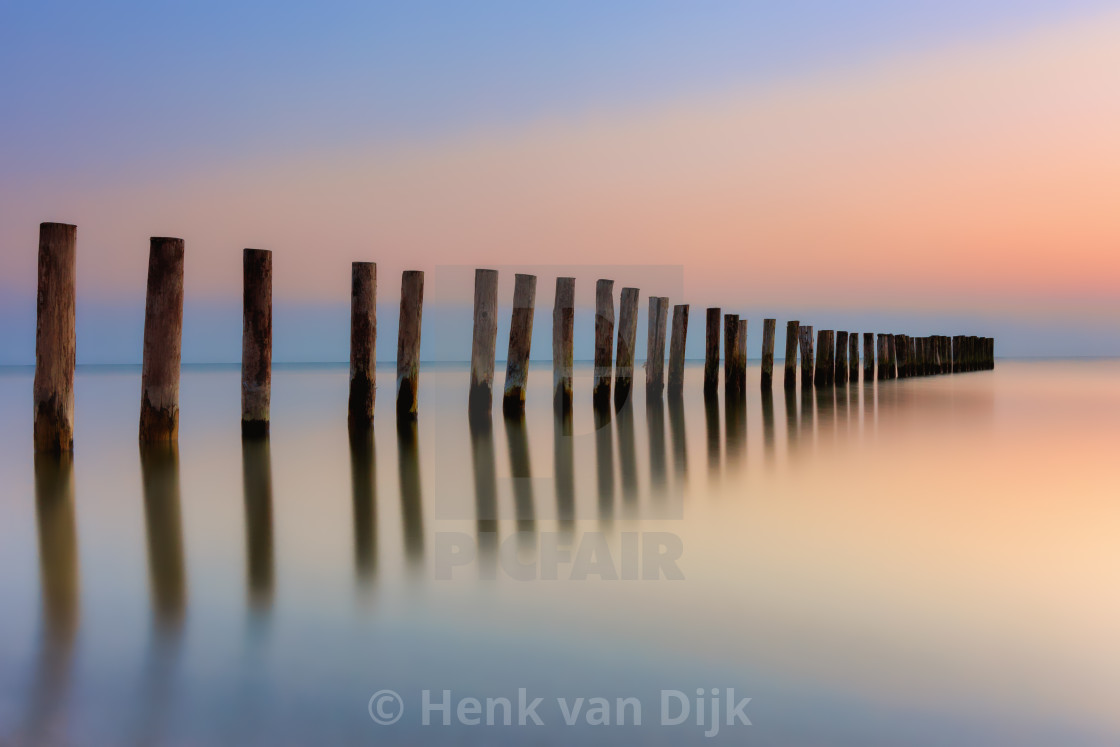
(1, 1), (1118, 363)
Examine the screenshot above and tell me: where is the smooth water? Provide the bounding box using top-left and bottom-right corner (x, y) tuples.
(1, 360), (1118, 745)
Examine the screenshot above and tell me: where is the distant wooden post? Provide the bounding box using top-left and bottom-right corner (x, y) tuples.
(784, 320), (800, 390)
(876, 334), (888, 381)
(848, 332), (859, 382)
(646, 297), (669, 400)
(667, 304), (689, 397)
(760, 318), (776, 390)
(139, 237), (186, 442)
(863, 333), (874, 381)
(835, 331), (848, 386)
(814, 329), (833, 387)
(347, 262), (377, 429)
(396, 270), (424, 421)
(468, 269), (499, 420)
(704, 308), (721, 396)
(552, 277), (575, 412)
(798, 325), (814, 390)
(593, 280), (615, 410)
(736, 319), (748, 394)
(724, 314), (740, 398)
(33, 222), (77, 452)
(502, 273), (537, 417)
(614, 287), (640, 409)
(241, 249), (272, 437)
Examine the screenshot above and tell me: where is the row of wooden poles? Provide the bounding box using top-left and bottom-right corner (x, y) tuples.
(30, 223), (994, 452)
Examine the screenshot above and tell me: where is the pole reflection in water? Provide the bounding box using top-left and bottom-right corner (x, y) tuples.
(348, 426), (378, 588)
(616, 400), (639, 509)
(241, 436), (275, 612)
(646, 397), (667, 499)
(667, 394), (688, 490)
(138, 443), (187, 744)
(761, 387), (776, 460)
(396, 420), (425, 569)
(469, 417), (499, 575)
(784, 387), (799, 456)
(503, 412), (536, 547)
(724, 391), (746, 471)
(594, 407), (614, 523)
(553, 407), (575, 535)
(26, 452), (79, 745)
(704, 392), (721, 475)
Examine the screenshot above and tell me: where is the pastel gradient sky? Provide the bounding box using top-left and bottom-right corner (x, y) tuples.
(1, 1), (1118, 363)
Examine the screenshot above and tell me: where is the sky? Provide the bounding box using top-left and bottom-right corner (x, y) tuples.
(1, 0), (1118, 363)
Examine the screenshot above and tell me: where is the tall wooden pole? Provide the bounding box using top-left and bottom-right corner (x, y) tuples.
(33, 223), (77, 452)
(798, 325), (814, 390)
(724, 314), (740, 399)
(849, 332), (859, 382)
(876, 334), (888, 381)
(396, 270), (424, 421)
(614, 287), (640, 410)
(760, 318), (776, 391)
(552, 277), (575, 412)
(814, 329), (833, 388)
(784, 320), (800, 390)
(835, 330), (849, 386)
(241, 249), (272, 438)
(593, 279), (615, 411)
(863, 332), (874, 381)
(667, 304), (689, 398)
(646, 296), (669, 400)
(468, 268), (499, 421)
(139, 237), (185, 442)
(502, 273), (537, 417)
(736, 319), (748, 395)
(348, 262), (377, 430)
(704, 308), (721, 396)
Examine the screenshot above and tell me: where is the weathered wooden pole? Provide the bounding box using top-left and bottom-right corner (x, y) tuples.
(724, 314), (740, 398)
(835, 331), (849, 385)
(952, 335), (961, 373)
(552, 276), (575, 412)
(863, 332), (874, 381)
(814, 329), (833, 388)
(886, 334), (897, 379)
(468, 269), (499, 420)
(396, 270), (424, 421)
(614, 287), (640, 409)
(849, 332), (859, 382)
(593, 280), (615, 410)
(895, 335), (908, 378)
(348, 262), (377, 430)
(736, 319), (748, 395)
(876, 334), (888, 381)
(502, 273), (537, 418)
(667, 304), (689, 398)
(760, 318), (776, 391)
(139, 237), (186, 442)
(646, 296), (669, 400)
(785, 321), (800, 390)
(241, 249), (272, 437)
(798, 325), (814, 390)
(704, 308), (721, 396)
(33, 223), (77, 452)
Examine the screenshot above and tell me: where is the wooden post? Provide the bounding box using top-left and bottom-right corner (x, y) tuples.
(139, 238), (185, 443)
(798, 325), (814, 390)
(502, 273), (537, 417)
(552, 277), (575, 412)
(241, 249), (272, 437)
(614, 287), (640, 409)
(724, 314), (740, 398)
(876, 334), (888, 381)
(593, 280), (615, 410)
(849, 332), (859, 382)
(704, 308), (721, 396)
(784, 320), (800, 390)
(863, 332), (874, 381)
(835, 331), (849, 385)
(736, 319), (748, 395)
(896, 335), (908, 378)
(468, 269), (499, 420)
(667, 304), (689, 397)
(348, 262), (377, 429)
(814, 330), (833, 387)
(395, 270), (424, 421)
(886, 334), (897, 379)
(760, 318), (776, 391)
(33, 223), (77, 452)
(646, 296), (669, 400)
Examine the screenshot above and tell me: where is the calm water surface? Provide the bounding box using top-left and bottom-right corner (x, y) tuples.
(1, 360), (1118, 745)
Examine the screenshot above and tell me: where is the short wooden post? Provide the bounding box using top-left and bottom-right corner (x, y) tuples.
(395, 270), (424, 421)
(798, 325), (814, 389)
(896, 335), (908, 377)
(667, 304), (689, 397)
(814, 329), (833, 387)
(886, 334), (897, 379)
(348, 262), (377, 429)
(552, 277), (575, 412)
(593, 280), (615, 410)
(835, 331), (849, 385)
(863, 332), (874, 381)
(876, 334), (888, 381)
(468, 269), (499, 420)
(33, 223), (77, 452)
(646, 296), (669, 400)
(502, 273), (537, 417)
(952, 335), (961, 373)
(724, 314), (740, 398)
(736, 319), (748, 394)
(139, 237), (185, 443)
(614, 287), (640, 409)
(760, 318), (776, 390)
(241, 249), (272, 437)
(848, 332), (859, 382)
(784, 320), (800, 390)
(704, 308), (721, 396)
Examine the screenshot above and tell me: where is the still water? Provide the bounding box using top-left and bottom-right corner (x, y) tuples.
(1, 360), (1118, 745)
